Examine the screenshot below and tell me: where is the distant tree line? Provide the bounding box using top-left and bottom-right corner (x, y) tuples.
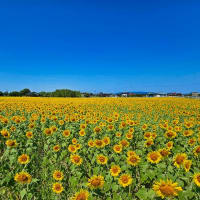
(0, 88), (81, 97)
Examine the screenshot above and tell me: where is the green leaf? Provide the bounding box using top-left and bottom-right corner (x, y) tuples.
(20, 189), (26, 199)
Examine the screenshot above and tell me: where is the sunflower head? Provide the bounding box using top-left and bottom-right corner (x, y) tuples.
(14, 171), (32, 184)
(18, 154), (30, 164)
(88, 175), (104, 189)
(52, 182), (64, 194)
(110, 165), (121, 177)
(147, 151), (162, 164)
(193, 173), (200, 187)
(53, 170), (64, 181)
(118, 174), (132, 187)
(71, 189), (89, 200)
(153, 179), (182, 199)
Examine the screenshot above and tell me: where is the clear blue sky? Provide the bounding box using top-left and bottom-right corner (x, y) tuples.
(0, 0), (200, 93)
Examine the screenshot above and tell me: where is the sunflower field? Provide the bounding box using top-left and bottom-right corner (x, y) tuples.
(0, 97), (200, 200)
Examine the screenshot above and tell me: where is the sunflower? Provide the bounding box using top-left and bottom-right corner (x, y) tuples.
(1, 129), (10, 138)
(153, 179), (182, 199)
(52, 182), (64, 194)
(166, 141), (173, 150)
(103, 136), (110, 145)
(159, 148), (170, 158)
(110, 165), (121, 177)
(53, 170), (64, 181)
(96, 155), (108, 165)
(88, 140), (95, 147)
(147, 151), (162, 164)
(26, 131), (33, 139)
(68, 145), (77, 153)
(193, 173), (200, 187)
(94, 139), (105, 148)
(88, 175), (104, 189)
(145, 139), (154, 147)
(14, 171), (32, 184)
(53, 145), (60, 152)
(71, 189), (89, 200)
(183, 130), (193, 137)
(51, 126), (58, 132)
(127, 150), (136, 157)
(59, 120), (64, 125)
(127, 154), (140, 166)
(18, 154), (30, 164)
(70, 154), (83, 165)
(118, 174), (132, 187)
(63, 130), (70, 137)
(144, 132), (152, 139)
(183, 160), (192, 172)
(113, 144), (123, 153)
(5, 139), (17, 147)
(193, 146), (200, 156)
(126, 132), (133, 140)
(80, 124), (87, 129)
(72, 138), (77, 144)
(188, 138), (196, 146)
(79, 129), (86, 136)
(115, 132), (121, 137)
(94, 126), (101, 133)
(173, 153), (187, 168)
(142, 124), (148, 131)
(165, 131), (177, 139)
(44, 128), (52, 136)
(120, 139), (129, 148)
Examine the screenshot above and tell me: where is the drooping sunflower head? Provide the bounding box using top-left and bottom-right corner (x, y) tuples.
(110, 165), (121, 177)
(173, 153), (187, 168)
(183, 160), (192, 172)
(52, 182), (64, 194)
(147, 151), (162, 164)
(88, 175), (104, 189)
(153, 179), (182, 199)
(118, 174), (132, 187)
(53, 170), (64, 181)
(18, 154), (30, 164)
(14, 171), (32, 184)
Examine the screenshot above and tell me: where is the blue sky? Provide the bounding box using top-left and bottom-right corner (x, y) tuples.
(0, 0), (200, 93)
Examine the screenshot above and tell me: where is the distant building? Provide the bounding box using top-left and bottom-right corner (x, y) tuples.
(167, 93), (182, 97)
(147, 93), (167, 97)
(192, 92), (199, 97)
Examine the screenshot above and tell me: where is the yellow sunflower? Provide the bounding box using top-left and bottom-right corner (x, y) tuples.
(70, 154), (83, 165)
(71, 189), (89, 200)
(53, 170), (64, 181)
(110, 165), (121, 177)
(52, 182), (64, 194)
(147, 151), (162, 164)
(153, 179), (182, 199)
(118, 174), (132, 187)
(127, 154), (140, 166)
(193, 146), (200, 156)
(193, 173), (200, 187)
(88, 175), (104, 189)
(18, 154), (30, 164)
(96, 155), (108, 165)
(5, 139), (17, 147)
(113, 144), (123, 153)
(173, 153), (187, 168)
(183, 160), (192, 172)
(14, 171), (32, 184)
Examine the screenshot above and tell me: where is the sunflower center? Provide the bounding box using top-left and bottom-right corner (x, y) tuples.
(159, 185), (175, 196)
(129, 156), (138, 163)
(196, 147), (200, 153)
(21, 175), (29, 181)
(197, 175), (200, 182)
(150, 153), (159, 161)
(121, 176), (129, 184)
(176, 156), (184, 164)
(91, 178), (101, 187)
(76, 193), (87, 200)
